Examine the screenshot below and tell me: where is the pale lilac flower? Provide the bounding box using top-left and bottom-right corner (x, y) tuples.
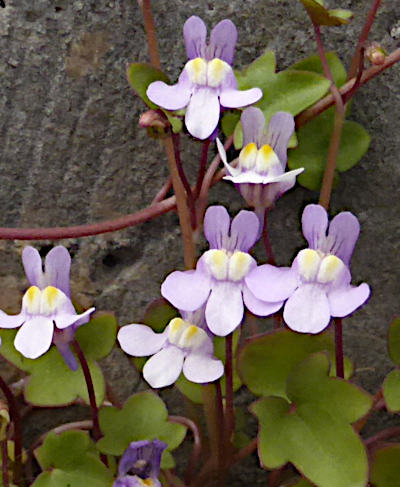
(118, 308), (224, 388)
(114, 439), (166, 487)
(217, 107), (304, 211)
(161, 206), (283, 336)
(147, 16), (262, 140)
(245, 204), (370, 333)
(0, 247), (94, 369)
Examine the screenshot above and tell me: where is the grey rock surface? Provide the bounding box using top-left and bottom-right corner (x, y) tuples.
(0, 0), (400, 482)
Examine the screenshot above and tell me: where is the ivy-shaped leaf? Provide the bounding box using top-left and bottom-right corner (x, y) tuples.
(97, 391), (186, 468)
(251, 353), (371, 487)
(127, 63), (169, 110)
(0, 313), (117, 406)
(300, 0), (353, 26)
(288, 107), (370, 190)
(32, 430), (113, 487)
(291, 52), (347, 87)
(388, 318), (400, 365)
(237, 328), (352, 398)
(371, 445), (400, 487)
(382, 319), (400, 411)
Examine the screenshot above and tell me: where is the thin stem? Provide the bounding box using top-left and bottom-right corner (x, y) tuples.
(268, 468), (283, 487)
(0, 375), (22, 485)
(171, 133), (197, 230)
(151, 176), (172, 204)
(215, 381), (226, 487)
(365, 426), (400, 446)
(224, 334), (235, 446)
(232, 438), (257, 464)
(202, 385), (219, 459)
(343, 46), (365, 104)
(169, 416), (201, 485)
(72, 340), (102, 441)
(139, 0), (161, 69)
(164, 136), (196, 269)
(194, 140), (211, 199)
(262, 209), (276, 265)
(334, 318), (344, 379)
(1, 440), (9, 487)
(347, 0), (383, 80)
(312, 23), (345, 210)
(296, 47), (400, 128)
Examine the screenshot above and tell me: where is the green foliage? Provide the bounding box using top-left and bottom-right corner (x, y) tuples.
(127, 63), (169, 110)
(237, 328), (352, 398)
(0, 313), (117, 406)
(142, 298), (178, 333)
(251, 353), (370, 487)
(288, 107), (370, 190)
(388, 318), (400, 365)
(97, 391), (186, 468)
(291, 52), (347, 87)
(234, 51), (330, 145)
(383, 369), (400, 412)
(299, 0), (353, 26)
(32, 430), (113, 487)
(371, 445), (400, 487)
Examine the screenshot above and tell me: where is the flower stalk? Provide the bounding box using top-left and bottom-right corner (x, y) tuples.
(334, 318), (344, 379)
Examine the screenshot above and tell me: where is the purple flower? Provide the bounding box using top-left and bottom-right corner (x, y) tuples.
(217, 107), (304, 210)
(113, 439), (166, 487)
(118, 308), (223, 388)
(0, 246), (94, 369)
(147, 16), (262, 140)
(245, 204), (370, 333)
(161, 206), (282, 336)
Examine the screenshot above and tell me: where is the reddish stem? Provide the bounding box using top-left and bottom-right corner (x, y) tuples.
(365, 426), (400, 446)
(334, 318), (344, 379)
(139, 0), (161, 69)
(215, 381), (226, 487)
(262, 209), (276, 265)
(194, 140), (211, 199)
(224, 334), (235, 444)
(151, 176), (172, 204)
(1, 440), (9, 487)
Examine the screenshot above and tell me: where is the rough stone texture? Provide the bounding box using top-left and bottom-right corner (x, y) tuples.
(0, 0), (400, 482)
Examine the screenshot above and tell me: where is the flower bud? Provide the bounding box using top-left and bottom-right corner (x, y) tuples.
(139, 110), (170, 138)
(365, 42), (387, 66)
(0, 400), (10, 441)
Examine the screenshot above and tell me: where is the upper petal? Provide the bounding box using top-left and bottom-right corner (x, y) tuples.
(22, 246), (43, 288)
(209, 19), (237, 65)
(328, 211), (360, 265)
(242, 285), (283, 317)
(118, 324), (168, 357)
(44, 246), (71, 296)
(204, 205), (231, 249)
(328, 283), (370, 317)
(241, 107), (265, 147)
(14, 317), (54, 359)
(230, 210), (260, 252)
(205, 281), (243, 336)
(265, 112), (295, 167)
(283, 284), (331, 334)
(219, 87), (262, 109)
(143, 346), (185, 388)
(147, 80), (191, 111)
(301, 204), (329, 250)
(161, 270), (211, 311)
(183, 353), (224, 383)
(245, 264), (298, 302)
(185, 88), (220, 140)
(183, 16), (207, 59)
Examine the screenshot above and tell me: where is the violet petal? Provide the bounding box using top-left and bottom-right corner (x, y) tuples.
(230, 210), (260, 252)
(209, 19), (237, 65)
(44, 246), (72, 297)
(118, 324), (168, 357)
(183, 16), (207, 59)
(205, 281), (243, 336)
(147, 80), (191, 111)
(265, 112), (295, 167)
(204, 205), (231, 249)
(328, 211), (360, 265)
(0, 311), (25, 329)
(241, 107), (265, 147)
(185, 88), (220, 140)
(54, 307), (95, 330)
(14, 316), (54, 359)
(328, 282), (370, 317)
(22, 247), (43, 288)
(161, 270), (210, 311)
(301, 204), (329, 250)
(143, 347), (185, 388)
(183, 353), (224, 383)
(242, 285), (283, 316)
(219, 87), (262, 109)
(245, 265), (297, 302)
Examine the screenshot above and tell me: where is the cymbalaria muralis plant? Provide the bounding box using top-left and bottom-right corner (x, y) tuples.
(0, 1), (398, 486)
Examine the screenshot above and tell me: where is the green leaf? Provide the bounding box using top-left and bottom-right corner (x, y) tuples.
(97, 392), (186, 468)
(300, 0), (353, 26)
(291, 480), (315, 487)
(291, 52), (347, 87)
(127, 63), (170, 110)
(142, 298), (178, 333)
(371, 445), (400, 487)
(221, 111), (240, 137)
(236, 51), (330, 133)
(32, 430), (112, 487)
(237, 329), (333, 398)
(251, 354), (369, 487)
(288, 107), (370, 191)
(383, 369), (400, 412)
(388, 318), (400, 365)
(0, 313), (117, 406)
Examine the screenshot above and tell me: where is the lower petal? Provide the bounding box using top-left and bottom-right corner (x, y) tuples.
(245, 265), (297, 302)
(242, 286), (283, 316)
(0, 311), (25, 329)
(55, 307), (95, 330)
(219, 87), (262, 108)
(146, 81), (191, 110)
(14, 317), (54, 359)
(328, 283), (370, 317)
(185, 88), (220, 140)
(283, 284), (331, 334)
(205, 281), (243, 336)
(143, 347), (184, 388)
(161, 270), (210, 311)
(118, 324), (167, 357)
(183, 353), (224, 383)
